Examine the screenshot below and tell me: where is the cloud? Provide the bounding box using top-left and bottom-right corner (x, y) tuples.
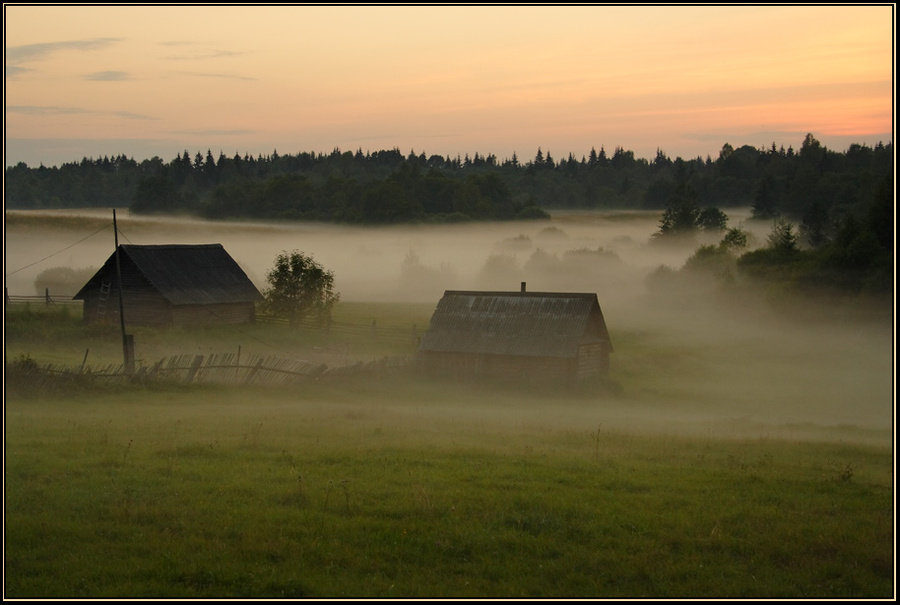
(6, 105), (156, 120)
(110, 110), (157, 121)
(5, 137), (179, 168)
(5, 65), (32, 78)
(169, 129), (256, 136)
(6, 105), (89, 116)
(85, 71), (130, 81)
(163, 49), (243, 61)
(682, 131), (809, 144)
(5, 38), (123, 64)
(179, 71), (256, 81)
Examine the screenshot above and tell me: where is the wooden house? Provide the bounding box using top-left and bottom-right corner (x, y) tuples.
(73, 244), (263, 326)
(417, 285), (613, 384)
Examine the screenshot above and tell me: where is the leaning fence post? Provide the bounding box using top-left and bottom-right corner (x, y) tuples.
(186, 355), (204, 383)
(243, 359), (264, 386)
(45, 288), (51, 306)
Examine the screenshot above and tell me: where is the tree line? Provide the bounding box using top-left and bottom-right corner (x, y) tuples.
(4, 134), (890, 224)
(647, 163), (893, 304)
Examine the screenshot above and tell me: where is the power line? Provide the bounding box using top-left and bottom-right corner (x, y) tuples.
(5, 222), (111, 277)
(116, 226), (134, 244)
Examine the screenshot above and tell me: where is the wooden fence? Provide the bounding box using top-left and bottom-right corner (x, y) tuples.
(14, 352), (414, 390)
(5, 292), (423, 348)
(5, 288), (82, 307)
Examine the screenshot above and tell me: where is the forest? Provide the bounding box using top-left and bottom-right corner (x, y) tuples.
(3, 134), (889, 219)
(5, 134), (893, 296)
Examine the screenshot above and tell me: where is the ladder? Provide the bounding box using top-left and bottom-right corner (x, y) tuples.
(97, 281), (112, 319)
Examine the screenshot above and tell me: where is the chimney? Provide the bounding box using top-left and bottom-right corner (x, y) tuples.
(521, 281), (526, 292)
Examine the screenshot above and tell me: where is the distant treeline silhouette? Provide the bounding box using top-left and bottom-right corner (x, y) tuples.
(4, 134), (892, 226)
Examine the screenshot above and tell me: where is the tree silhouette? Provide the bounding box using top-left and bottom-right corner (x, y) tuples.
(261, 250), (339, 328)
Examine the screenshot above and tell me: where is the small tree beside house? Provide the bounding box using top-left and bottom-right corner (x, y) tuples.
(261, 250), (340, 328)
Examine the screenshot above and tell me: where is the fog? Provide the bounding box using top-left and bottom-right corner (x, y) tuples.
(4, 208), (893, 444)
(4, 208), (772, 302)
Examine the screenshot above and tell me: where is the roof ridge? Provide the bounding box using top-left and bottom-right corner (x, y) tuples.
(121, 243), (223, 248)
(443, 290), (596, 297)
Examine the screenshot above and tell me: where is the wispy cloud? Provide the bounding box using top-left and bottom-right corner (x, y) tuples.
(6, 38), (123, 64)
(85, 71), (130, 81)
(683, 131), (809, 144)
(110, 110), (157, 121)
(164, 49), (243, 61)
(6, 105), (90, 116)
(170, 129), (256, 136)
(6, 105), (156, 120)
(6, 137), (181, 168)
(5, 65), (32, 78)
(179, 71), (256, 81)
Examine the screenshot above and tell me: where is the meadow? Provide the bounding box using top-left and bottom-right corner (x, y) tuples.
(4, 210), (895, 598)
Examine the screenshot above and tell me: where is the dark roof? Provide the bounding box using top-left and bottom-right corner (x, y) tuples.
(73, 244), (262, 305)
(419, 290), (612, 359)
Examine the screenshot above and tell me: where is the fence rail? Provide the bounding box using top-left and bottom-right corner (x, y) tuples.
(5, 288), (82, 307)
(6, 294), (423, 346)
(13, 352), (413, 390)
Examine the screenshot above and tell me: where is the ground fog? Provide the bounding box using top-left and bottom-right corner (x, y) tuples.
(4, 208), (893, 445)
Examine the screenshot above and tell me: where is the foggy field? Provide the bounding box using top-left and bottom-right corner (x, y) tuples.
(5, 208), (893, 442)
(4, 209), (895, 598)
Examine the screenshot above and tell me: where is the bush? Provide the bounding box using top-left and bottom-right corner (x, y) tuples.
(33, 266), (97, 297)
(516, 206), (551, 219)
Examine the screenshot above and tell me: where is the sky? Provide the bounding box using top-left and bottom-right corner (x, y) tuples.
(4, 4), (894, 169)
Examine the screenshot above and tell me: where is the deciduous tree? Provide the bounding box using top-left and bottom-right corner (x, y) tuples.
(262, 250), (339, 327)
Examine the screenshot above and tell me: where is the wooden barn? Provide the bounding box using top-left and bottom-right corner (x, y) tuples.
(73, 244), (263, 326)
(417, 285), (613, 384)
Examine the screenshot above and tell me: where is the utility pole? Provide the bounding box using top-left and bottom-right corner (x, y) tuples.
(113, 209), (134, 375)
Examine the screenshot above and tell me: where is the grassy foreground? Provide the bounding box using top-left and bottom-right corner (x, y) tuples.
(4, 303), (894, 598)
(4, 377), (894, 599)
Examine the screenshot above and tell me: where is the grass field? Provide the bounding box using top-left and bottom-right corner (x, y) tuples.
(3, 300), (894, 599)
(3, 301), (435, 368)
(4, 379), (894, 599)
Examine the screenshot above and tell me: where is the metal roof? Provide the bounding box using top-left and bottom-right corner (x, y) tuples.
(73, 244), (263, 305)
(418, 290), (612, 359)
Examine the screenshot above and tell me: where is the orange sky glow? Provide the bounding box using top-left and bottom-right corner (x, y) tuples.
(4, 4), (894, 168)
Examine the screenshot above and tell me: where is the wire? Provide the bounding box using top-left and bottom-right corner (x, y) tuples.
(116, 226), (134, 244)
(5, 222), (112, 277)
